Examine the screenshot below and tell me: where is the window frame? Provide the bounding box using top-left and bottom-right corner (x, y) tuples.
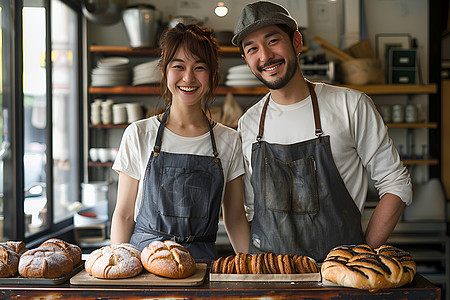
(1, 0), (84, 244)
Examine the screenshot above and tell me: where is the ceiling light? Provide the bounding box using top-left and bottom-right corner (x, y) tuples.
(215, 2), (228, 17)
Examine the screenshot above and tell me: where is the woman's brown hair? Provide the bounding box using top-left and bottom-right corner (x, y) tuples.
(159, 23), (220, 111)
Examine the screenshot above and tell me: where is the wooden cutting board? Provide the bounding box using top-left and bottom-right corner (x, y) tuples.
(209, 272), (321, 282)
(70, 263), (207, 286)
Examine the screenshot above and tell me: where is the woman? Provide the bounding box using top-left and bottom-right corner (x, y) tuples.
(110, 23), (250, 260)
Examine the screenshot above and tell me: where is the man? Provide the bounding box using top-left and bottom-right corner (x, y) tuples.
(234, 1), (412, 261)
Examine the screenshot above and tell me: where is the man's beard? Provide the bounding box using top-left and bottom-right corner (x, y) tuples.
(253, 56), (298, 90)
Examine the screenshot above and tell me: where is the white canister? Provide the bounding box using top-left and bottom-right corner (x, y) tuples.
(405, 104), (418, 123)
(126, 103), (144, 123)
(378, 105), (391, 122)
(81, 182), (109, 207)
(391, 104), (404, 123)
(90, 102), (101, 125)
(112, 104), (128, 124)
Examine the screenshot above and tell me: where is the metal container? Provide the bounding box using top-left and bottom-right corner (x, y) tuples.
(122, 4), (160, 48)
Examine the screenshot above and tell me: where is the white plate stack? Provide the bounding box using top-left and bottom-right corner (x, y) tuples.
(225, 64), (263, 87)
(91, 57), (131, 87)
(132, 60), (161, 86)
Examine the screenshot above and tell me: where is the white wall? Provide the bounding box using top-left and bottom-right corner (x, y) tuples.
(87, 0), (308, 46)
(87, 0), (432, 184)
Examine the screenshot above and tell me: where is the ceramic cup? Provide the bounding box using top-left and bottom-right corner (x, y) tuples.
(89, 148), (99, 162)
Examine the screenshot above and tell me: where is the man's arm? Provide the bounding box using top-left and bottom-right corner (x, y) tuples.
(364, 193), (406, 248)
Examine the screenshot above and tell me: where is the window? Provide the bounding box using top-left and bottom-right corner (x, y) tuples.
(1, 0), (82, 241)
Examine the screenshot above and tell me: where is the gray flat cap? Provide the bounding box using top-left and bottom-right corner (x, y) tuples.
(232, 1), (298, 47)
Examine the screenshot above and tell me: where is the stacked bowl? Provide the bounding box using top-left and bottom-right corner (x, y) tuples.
(132, 60), (161, 86)
(91, 57), (131, 87)
(225, 64), (263, 87)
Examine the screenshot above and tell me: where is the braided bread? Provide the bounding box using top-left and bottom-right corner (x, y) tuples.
(321, 244), (417, 292)
(85, 243), (143, 279)
(141, 240), (196, 279)
(210, 253), (318, 274)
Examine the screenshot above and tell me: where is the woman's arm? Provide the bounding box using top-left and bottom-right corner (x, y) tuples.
(110, 172), (139, 244)
(222, 175), (250, 253)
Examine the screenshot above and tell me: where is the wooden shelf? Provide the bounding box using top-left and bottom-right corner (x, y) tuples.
(88, 161), (113, 167)
(89, 122), (438, 130)
(386, 122), (438, 129)
(89, 84), (437, 96)
(402, 159), (439, 165)
(88, 159), (438, 167)
(343, 84), (437, 95)
(89, 45), (241, 57)
(89, 123), (128, 129)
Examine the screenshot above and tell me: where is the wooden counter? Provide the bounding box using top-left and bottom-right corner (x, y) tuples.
(0, 274), (441, 299)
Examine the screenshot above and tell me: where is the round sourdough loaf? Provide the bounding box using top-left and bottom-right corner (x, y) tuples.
(321, 244), (417, 292)
(39, 238), (82, 267)
(0, 244), (20, 278)
(2, 241), (28, 256)
(18, 247), (74, 278)
(85, 243), (143, 279)
(141, 240), (195, 279)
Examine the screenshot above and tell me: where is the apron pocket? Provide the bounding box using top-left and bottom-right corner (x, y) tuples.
(158, 167), (211, 219)
(264, 155), (319, 214)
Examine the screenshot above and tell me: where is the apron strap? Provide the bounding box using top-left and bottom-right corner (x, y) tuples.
(142, 226), (217, 243)
(153, 105), (170, 157)
(204, 111), (220, 163)
(256, 80), (323, 141)
(307, 81), (323, 137)
(154, 106), (220, 161)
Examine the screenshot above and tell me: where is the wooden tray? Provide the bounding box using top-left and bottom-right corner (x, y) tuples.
(0, 261), (85, 285)
(70, 263), (207, 286)
(209, 272), (321, 282)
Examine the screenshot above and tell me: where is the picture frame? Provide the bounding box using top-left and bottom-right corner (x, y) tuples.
(375, 33), (411, 74)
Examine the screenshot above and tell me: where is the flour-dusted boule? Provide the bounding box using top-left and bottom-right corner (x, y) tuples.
(0, 244), (21, 278)
(18, 246), (74, 278)
(141, 240), (196, 279)
(39, 238), (82, 267)
(85, 243), (143, 279)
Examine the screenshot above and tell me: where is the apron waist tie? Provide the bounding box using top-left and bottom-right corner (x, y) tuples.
(138, 225), (217, 243)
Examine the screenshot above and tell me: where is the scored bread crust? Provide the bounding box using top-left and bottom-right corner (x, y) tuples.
(18, 246), (74, 278)
(85, 243), (143, 279)
(0, 244), (20, 278)
(321, 244), (417, 292)
(141, 240), (195, 279)
(211, 253), (318, 274)
(39, 238), (82, 267)
(2, 241), (28, 256)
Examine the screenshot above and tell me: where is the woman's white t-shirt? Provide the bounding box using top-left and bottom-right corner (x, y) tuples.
(113, 116), (245, 219)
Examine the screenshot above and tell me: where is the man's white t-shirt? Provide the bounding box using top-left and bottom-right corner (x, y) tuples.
(238, 83), (412, 221)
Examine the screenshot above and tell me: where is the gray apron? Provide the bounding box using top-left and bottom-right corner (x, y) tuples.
(249, 81), (364, 262)
(130, 106), (224, 260)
